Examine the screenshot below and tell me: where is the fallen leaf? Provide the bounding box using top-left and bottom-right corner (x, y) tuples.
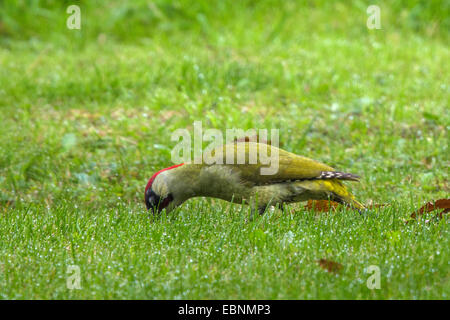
(365, 200), (389, 209)
(317, 259), (343, 273)
(306, 199), (388, 213)
(410, 198), (450, 221)
(305, 200), (340, 212)
(0, 199), (15, 211)
(421, 156), (433, 170)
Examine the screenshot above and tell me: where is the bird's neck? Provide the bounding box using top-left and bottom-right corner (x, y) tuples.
(166, 163), (247, 203)
(165, 164), (204, 201)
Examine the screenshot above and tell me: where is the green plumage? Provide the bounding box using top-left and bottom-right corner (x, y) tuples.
(151, 142), (364, 213)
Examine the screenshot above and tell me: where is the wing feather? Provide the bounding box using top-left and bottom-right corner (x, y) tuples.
(202, 142), (336, 184)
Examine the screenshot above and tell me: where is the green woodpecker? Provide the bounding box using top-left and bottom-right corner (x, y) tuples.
(145, 142), (364, 214)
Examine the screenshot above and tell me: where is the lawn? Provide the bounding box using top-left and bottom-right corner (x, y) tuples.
(0, 0), (448, 299)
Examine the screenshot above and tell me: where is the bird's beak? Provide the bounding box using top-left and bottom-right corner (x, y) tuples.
(145, 190), (159, 211)
(149, 195), (158, 210)
(145, 189), (173, 213)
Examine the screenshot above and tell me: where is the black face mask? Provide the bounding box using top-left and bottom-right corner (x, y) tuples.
(145, 189), (173, 213)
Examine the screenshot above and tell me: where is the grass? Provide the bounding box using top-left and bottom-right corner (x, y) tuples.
(0, 0), (449, 299)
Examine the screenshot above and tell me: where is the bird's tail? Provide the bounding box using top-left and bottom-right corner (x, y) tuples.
(325, 180), (365, 211)
(300, 179), (365, 211)
(345, 196), (365, 211)
(316, 171), (360, 182)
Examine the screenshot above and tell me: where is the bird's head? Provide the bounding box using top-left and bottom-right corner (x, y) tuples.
(144, 163), (184, 213)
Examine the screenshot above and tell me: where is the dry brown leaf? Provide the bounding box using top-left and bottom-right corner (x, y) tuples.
(410, 199), (450, 221)
(306, 199), (388, 212)
(366, 203), (389, 209)
(317, 259), (343, 273)
(422, 156), (433, 170)
(0, 199), (15, 212)
(305, 200), (340, 212)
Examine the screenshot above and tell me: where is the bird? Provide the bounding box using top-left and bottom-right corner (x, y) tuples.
(145, 142), (364, 215)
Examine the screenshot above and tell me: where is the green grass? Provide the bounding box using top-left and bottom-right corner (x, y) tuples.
(0, 0), (449, 299)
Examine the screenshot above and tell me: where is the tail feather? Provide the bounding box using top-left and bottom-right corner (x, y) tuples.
(320, 180), (365, 211)
(333, 194), (365, 211)
(317, 171), (360, 181)
(291, 179), (365, 211)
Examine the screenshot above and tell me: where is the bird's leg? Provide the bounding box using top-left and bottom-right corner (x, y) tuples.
(248, 197), (276, 220)
(246, 203), (267, 221)
(261, 200), (286, 214)
(245, 198), (258, 221)
(246, 205), (259, 222)
(258, 205), (267, 215)
(247, 196), (266, 220)
(258, 198), (287, 215)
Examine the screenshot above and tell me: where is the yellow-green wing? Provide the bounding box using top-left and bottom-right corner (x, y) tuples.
(204, 142), (335, 184)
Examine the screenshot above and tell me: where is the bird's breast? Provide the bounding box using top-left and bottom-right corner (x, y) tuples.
(195, 165), (251, 203)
